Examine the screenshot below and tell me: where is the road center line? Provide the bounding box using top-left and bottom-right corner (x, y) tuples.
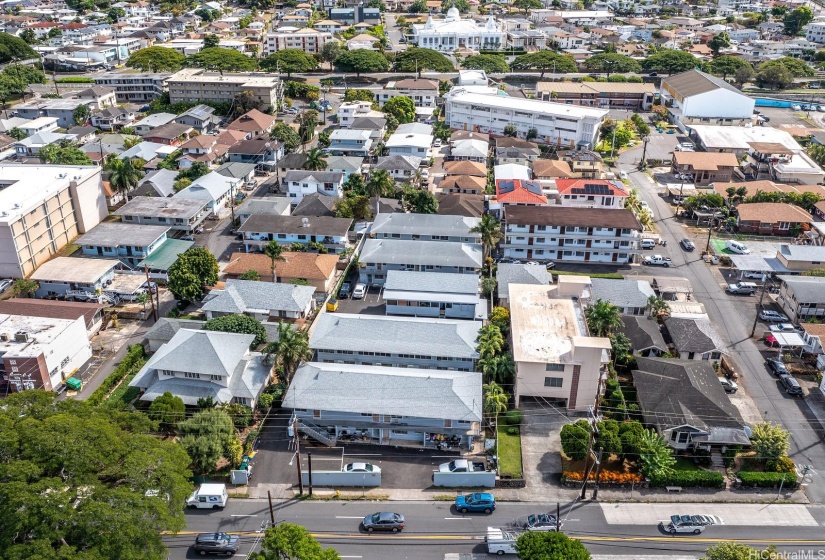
(335, 516), (366, 519)
(230, 514), (256, 517)
(444, 517), (471, 520)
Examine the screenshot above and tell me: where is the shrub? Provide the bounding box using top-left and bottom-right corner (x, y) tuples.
(264, 381), (287, 403)
(774, 456), (796, 474)
(55, 77), (95, 83)
(506, 426), (520, 436)
(724, 445), (742, 468)
(562, 471), (643, 484)
(738, 471), (797, 488)
(244, 428), (260, 454)
(258, 392), (275, 410)
(649, 470), (725, 488)
(225, 403), (253, 429)
(504, 409), (523, 426)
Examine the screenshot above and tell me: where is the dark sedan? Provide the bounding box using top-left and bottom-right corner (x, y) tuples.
(766, 358), (789, 377)
(680, 239), (695, 251)
(363, 512), (405, 533)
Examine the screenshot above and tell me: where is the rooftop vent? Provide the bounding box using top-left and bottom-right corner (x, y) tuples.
(301, 217), (310, 228)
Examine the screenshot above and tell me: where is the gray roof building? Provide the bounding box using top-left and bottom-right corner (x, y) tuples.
(202, 279), (316, 315)
(326, 155), (363, 173)
(496, 263), (552, 300)
(664, 317), (725, 355)
(136, 169), (178, 197)
(75, 222), (169, 248)
(310, 313), (481, 359)
(277, 153), (308, 170)
(360, 239), (483, 268)
(374, 154), (421, 172)
(115, 196), (208, 220)
(215, 162), (257, 179)
(633, 357), (747, 435)
(777, 275), (825, 304)
(384, 270), (479, 295)
(620, 315), (667, 354)
(370, 213), (481, 239)
(238, 214), (352, 237)
(282, 170), (344, 183)
(590, 278), (655, 311)
(292, 193), (337, 217)
(237, 197), (291, 219)
(284, 362), (482, 422)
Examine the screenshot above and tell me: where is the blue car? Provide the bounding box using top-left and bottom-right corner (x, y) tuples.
(454, 493), (496, 514)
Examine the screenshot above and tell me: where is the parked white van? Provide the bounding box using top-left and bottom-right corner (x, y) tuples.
(186, 483), (228, 509)
(641, 238), (656, 250)
(486, 527), (519, 555)
(727, 282), (757, 295)
(726, 240), (750, 254)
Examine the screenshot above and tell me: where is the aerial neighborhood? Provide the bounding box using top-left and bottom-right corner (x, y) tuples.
(5, 0), (825, 558)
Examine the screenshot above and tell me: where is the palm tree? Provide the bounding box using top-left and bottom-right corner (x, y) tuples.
(106, 155), (144, 193)
(624, 188), (642, 213)
(263, 240), (285, 283)
(483, 381), (509, 430)
(296, 110), (318, 145)
(366, 169), (395, 200)
(411, 168), (424, 189)
(304, 148), (328, 171)
(647, 295), (670, 319)
(469, 215), (502, 276)
(734, 186), (748, 205)
(263, 321), (312, 382)
(637, 208), (654, 230)
(476, 324), (505, 359)
(584, 299), (623, 337)
(479, 353), (515, 385)
(725, 186), (736, 208)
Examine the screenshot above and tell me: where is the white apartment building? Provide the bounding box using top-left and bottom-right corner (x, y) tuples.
(337, 101), (383, 127)
(444, 89), (607, 149)
(807, 20), (825, 43)
(166, 69), (283, 110)
(94, 72), (169, 103)
(376, 78), (439, 108)
(509, 282), (611, 410)
(0, 313), (92, 394)
(0, 165), (107, 278)
(411, 8), (506, 51)
(263, 28), (335, 55)
(502, 205), (642, 264)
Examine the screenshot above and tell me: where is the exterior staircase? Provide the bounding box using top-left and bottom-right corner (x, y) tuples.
(297, 420), (336, 447)
(710, 451), (725, 469)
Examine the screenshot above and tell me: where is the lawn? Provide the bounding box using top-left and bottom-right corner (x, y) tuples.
(553, 270), (623, 280)
(672, 456), (701, 471)
(497, 427), (523, 478)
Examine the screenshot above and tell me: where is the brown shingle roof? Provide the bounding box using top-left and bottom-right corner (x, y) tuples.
(227, 109), (277, 133)
(443, 160), (487, 177)
(391, 78), (438, 90)
(440, 175), (486, 191)
(736, 203), (812, 224)
(223, 251), (338, 280)
(436, 193), (484, 217)
(505, 205), (641, 229)
(672, 151), (738, 171)
(532, 159), (573, 178)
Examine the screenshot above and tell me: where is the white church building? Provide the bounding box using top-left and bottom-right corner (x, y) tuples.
(410, 8), (506, 52)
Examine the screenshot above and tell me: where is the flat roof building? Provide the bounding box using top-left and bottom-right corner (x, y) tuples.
(166, 68), (283, 111)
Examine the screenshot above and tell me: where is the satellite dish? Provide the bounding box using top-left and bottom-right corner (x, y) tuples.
(743, 426), (753, 438)
(302, 217), (309, 228)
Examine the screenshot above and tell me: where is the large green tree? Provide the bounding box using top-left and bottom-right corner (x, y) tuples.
(0, 33), (38, 64)
(263, 239), (285, 283)
(167, 247), (219, 302)
(583, 53), (641, 76)
(304, 147), (328, 171)
(334, 49), (389, 76)
(784, 6), (813, 36)
(709, 55), (752, 79)
(73, 104), (90, 126)
(127, 46), (186, 72)
(470, 214), (502, 274)
(402, 188), (438, 213)
(751, 421), (790, 465)
(177, 408), (238, 474)
(204, 313), (268, 348)
(512, 0), (542, 13)
(462, 54), (509, 74)
(638, 428), (676, 479)
(106, 154), (144, 193)
(584, 299), (623, 337)
(186, 47), (258, 72)
(366, 169), (396, 199)
(382, 95), (415, 124)
(250, 522), (341, 560)
(148, 391), (186, 433)
(759, 56), (814, 77)
(516, 531), (591, 560)
(708, 32), (731, 55)
(702, 543), (764, 560)
(394, 47), (453, 75)
(511, 52), (577, 76)
(39, 141), (92, 165)
(643, 49), (700, 75)
(260, 49), (318, 77)
(0, 391), (192, 560)
(272, 122), (301, 153)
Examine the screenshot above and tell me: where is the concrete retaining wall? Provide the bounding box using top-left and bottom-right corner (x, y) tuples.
(432, 471), (496, 488)
(300, 470), (381, 487)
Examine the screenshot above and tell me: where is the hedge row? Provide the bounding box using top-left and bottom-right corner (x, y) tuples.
(55, 77), (95, 83)
(649, 470), (725, 488)
(86, 344), (147, 406)
(737, 471), (797, 488)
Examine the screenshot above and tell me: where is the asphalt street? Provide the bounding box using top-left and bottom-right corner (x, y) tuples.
(165, 500), (825, 559)
(617, 148), (825, 504)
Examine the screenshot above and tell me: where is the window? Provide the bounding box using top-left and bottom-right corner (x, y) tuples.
(545, 363), (564, 371)
(544, 377), (563, 387)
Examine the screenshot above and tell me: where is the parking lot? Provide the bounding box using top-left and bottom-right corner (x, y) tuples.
(756, 106), (818, 129)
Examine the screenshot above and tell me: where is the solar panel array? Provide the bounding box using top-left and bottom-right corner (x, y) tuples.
(570, 183), (612, 195)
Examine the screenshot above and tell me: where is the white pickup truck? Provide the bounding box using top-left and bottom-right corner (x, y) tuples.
(643, 255), (672, 267)
(438, 459), (485, 473)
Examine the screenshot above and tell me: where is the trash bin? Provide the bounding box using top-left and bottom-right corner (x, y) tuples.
(326, 298), (338, 312)
(65, 377), (82, 390)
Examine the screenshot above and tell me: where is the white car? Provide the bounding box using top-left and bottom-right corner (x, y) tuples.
(433, 139), (442, 148)
(421, 169), (429, 180)
(352, 283), (366, 299)
(0, 279), (12, 293)
(661, 516), (705, 534)
(759, 310), (789, 322)
(792, 104), (802, 111)
(344, 462), (381, 474)
(769, 323), (799, 333)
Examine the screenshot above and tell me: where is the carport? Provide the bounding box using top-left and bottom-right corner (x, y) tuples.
(728, 254), (788, 280)
(771, 331), (806, 357)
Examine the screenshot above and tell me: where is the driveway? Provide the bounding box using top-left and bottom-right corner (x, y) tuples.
(518, 401), (572, 498)
(617, 149), (825, 503)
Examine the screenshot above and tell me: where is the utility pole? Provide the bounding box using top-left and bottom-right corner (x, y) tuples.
(639, 135), (650, 170)
(293, 418), (304, 495)
(592, 447), (605, 500)
(750, 279), (769, 337)
(267, 490), (275, 526)
(705, 216), (714, 253)
(144, 266), (157, 322)
(580, 364), (607, 500)
(555, 502), (560, 532)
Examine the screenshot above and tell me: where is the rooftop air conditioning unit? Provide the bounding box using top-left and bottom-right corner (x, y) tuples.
(14, 331), (29, 342)
(0, 333), (9, 342)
